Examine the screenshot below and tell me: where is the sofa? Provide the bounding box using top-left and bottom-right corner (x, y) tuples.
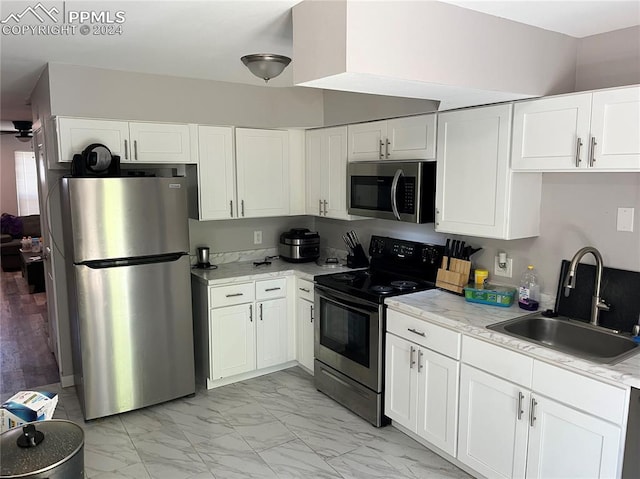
(1, 214), (41, 271)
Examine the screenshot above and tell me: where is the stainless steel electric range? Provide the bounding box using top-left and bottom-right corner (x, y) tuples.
(314, 235), (444, 427)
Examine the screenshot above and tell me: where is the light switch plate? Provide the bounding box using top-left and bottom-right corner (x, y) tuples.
(253, 230), (263, 245)
(617, 207), (634, 232)
(494, 256), (513, 278)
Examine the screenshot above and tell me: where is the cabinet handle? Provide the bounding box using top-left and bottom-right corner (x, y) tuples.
(407, 328), (425, 337)
(134, 140), (138, 160)
(310, 305), (314, 322)
(517, 392), (524, 420)
(385, 139), (390, 159)
(265, 287), (281, 292)
(229, 200), (233, 218)
(323, 200), (328, 216)
(299, 287), (310, 293)
(417, 349), (424, 372)
(529, 397), (537, 427)
(241, 200), (245, 217)
(409, 346), (416, 369)
(589, 136), (597, 167)
(319, 199), (323, 215)
(225, 293), (244, 297)
(575, 137), (582, 167)
(259, 303), (263, 320)
(124, 139), (129, 160)
(249, 304), (253, 322)
(379, 140), (384, 159)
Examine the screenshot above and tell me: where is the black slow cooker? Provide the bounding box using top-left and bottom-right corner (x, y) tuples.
(278, 228), (320, 263)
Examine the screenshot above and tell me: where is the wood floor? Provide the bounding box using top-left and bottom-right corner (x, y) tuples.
(0, 269), (59, 395)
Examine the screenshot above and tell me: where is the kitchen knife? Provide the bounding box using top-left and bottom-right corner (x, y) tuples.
(458, 241), (466, 260)
(444, 239), (451, 269)
(451, 240), (458, 259)
(352, 230), (361, 245)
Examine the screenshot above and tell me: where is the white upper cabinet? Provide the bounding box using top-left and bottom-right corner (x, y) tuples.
(436, 104), (541, 239)
(235, 128), (290, 218)
(347, 114), (437, 161)
(196, 126), (235, 220)
(512, 86), (640, 171)
(56, 117), (194, 164)
(306, 126), (358, 220)
(128, 122), (192, 163)
(57, 118), (130, 163)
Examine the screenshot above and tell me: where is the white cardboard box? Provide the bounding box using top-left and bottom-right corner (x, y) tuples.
(0, 390), (58, 432)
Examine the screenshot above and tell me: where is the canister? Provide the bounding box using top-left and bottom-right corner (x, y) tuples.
(1, 420), (84, 478)
(474, 269), (489, 288)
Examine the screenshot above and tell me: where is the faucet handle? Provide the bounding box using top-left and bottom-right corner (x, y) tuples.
(596, 298), (610, 312)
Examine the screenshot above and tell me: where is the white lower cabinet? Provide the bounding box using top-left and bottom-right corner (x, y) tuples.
(256, 297), (288, 369)
(210, 303), (256, 379)
(458, 336), (625, 479)
(295, 278), (315, 372)
(385, 309), (460, 456)
(192, 277), (292, 387)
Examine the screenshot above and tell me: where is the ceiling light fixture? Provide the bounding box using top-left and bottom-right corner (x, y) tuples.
(241, 53), (291, 83)
(15, 131), (32, 142)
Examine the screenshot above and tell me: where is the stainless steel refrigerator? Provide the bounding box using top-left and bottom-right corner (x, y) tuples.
(61, 176), (195, 420)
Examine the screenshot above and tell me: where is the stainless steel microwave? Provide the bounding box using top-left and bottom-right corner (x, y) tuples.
(347, 160), (436, 223)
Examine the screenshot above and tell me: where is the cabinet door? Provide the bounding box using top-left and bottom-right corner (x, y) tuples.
(387, 114), (437, 160)
(458, 365), (529, 479)
(347, 120), (387, 161)
(590, 86), (640, 170)
(323, 126), (350, 219)
(511, 94), (592, 170)
(435, 104), (512, 238)
(415, 348), (459, 457)
(56, 117), (130, 163)
(197, 126), (236, 220)
(305, 129), (323, 216)
(210, 303), (255, 379)
(256, 297), (288, 369)
(525, 395), (621, 479)
(296, 296), (315, 372)
(236, 128), (290, 217)
(128, 122), (192, 163)
(384, 333), (417, 431)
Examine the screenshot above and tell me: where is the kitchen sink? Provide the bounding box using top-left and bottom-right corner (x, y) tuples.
(487, 314), (640, 364)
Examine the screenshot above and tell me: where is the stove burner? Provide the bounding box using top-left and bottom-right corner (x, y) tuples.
(390, 280), (418, 290)
(370, 285), (394, 294)
(334, 273), (357, 282)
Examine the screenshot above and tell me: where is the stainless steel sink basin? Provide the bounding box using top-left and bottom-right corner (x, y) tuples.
(487, 315), (640, 364)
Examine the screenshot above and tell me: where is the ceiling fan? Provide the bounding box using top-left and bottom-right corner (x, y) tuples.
(1, 121), (33, 142)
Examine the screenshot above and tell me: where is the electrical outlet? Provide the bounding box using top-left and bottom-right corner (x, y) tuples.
(494, 256), (513, 278)
(253, 230), (262, 245)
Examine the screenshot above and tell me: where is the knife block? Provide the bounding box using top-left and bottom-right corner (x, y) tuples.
(347, 244), (370, 268)
(436, 257), (471, 294)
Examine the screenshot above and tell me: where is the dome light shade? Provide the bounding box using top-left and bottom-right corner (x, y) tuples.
(241, 53), (291, 82)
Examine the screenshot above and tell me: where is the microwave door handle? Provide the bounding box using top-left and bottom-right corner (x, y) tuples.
(391, 168), (404, 221)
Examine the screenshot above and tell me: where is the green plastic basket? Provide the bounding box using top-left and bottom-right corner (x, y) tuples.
(464, 283), (516, 307)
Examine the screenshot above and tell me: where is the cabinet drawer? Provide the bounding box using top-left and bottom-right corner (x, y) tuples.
(210, 282), (255, 308)
(387, 309), (461, 359)
(256, 278), (287, 301)
(462, 336), (533, 388)
(533, 360), (627, 424)
(296, 279), (314, 302)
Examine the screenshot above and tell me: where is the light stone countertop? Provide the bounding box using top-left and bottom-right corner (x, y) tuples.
(385, 289), (640, 390)
(191, 258), (357, 286)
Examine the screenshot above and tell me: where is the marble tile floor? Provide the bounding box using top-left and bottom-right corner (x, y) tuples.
(28, 367), (472, 479)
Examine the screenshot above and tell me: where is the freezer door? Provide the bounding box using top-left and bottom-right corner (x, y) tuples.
(62, 177), (189, 262)
(72, 254), (195, 420)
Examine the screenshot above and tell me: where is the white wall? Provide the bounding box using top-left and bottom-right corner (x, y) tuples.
(315, 173), (640, 297)
(575, 26), (640, 92)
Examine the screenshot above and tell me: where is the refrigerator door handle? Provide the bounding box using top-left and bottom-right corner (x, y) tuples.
(81, 252), (186, 269)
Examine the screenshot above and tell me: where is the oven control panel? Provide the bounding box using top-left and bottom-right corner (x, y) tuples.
(369, 235), (443, 266)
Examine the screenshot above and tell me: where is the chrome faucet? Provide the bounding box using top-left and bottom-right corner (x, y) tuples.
(563, 246), (610, 326)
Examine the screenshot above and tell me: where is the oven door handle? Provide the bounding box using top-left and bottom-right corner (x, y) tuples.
(391, 168), (404, 221)
(315, 288), (378, 315)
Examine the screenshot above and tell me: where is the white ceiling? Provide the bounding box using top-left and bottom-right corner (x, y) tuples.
(1, 0), (638, 122)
